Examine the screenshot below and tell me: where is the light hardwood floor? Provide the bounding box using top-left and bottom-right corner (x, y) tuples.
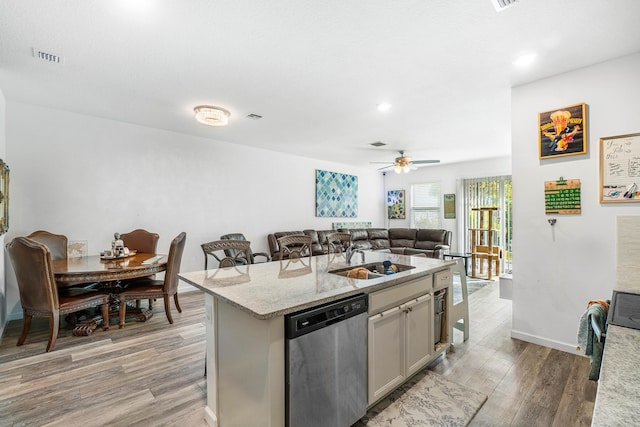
(0, 282), (597, 426)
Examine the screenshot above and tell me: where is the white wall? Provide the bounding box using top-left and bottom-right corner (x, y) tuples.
(382, 156), (512, 253)
(512, 53), (640, 353)
(4, 103), (384, 319)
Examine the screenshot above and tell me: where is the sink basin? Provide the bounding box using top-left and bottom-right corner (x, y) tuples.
(328, 262), (415, 279)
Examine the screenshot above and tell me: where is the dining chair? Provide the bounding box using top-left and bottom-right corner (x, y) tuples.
(117, 232), (186, 328)
(6, 237), (110, 352)
(220, 232), (271, 264)
(324, 232), (352, 254)
(277, 234), (312, 260)
(120, 228), (160, 254)
(120, 228), (160, 308)
(27, 230), (68, 260)
(201, 240), (252, 269)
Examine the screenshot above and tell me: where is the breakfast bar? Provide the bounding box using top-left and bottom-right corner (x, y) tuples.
(179, 252), (454, 427)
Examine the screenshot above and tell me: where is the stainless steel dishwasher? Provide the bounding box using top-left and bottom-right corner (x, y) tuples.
(285, 293), (368, 427)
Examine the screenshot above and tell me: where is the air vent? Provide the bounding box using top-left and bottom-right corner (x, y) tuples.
(492, 0), (518, 11)
(246, 113), (263, 120)
(370, 141), (386, 147)
(31, 47), (64, 64)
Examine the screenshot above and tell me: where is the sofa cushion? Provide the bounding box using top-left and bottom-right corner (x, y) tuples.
(348, 229), (373, 250)
(303, 229), (326, 255)
(415, 229), (451, 250)
(316, 229), (334, 253)
(388, 228), (417, 249)
(368, 228), (390, 250)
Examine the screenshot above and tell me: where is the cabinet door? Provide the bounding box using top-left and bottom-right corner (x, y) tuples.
(368, 305), (404, 405)
(405, 294), (433, 377)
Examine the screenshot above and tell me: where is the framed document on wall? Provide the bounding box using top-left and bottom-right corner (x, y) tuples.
(600, 132), (640, 203)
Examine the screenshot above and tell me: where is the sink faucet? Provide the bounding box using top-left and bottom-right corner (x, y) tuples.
(345, 244), (365, 265)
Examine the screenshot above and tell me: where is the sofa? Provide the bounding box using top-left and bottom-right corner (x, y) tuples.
(267, 228), (452, 260)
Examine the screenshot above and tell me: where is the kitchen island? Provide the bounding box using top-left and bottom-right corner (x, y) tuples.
(179, 251), (454, 427)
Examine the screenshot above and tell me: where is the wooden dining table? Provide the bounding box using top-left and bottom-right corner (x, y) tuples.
(51, 252), (168, 334)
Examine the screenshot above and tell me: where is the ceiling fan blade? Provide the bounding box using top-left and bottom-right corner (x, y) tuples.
(377, 165), (395, 171)
(369, 161), (394, 164)
(412, 160), (440, 165)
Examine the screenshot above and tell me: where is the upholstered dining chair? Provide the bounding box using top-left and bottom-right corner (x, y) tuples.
(6, 237), (110, 352)
(277, 234), (312, 260)
(324, 232), (352, 254)
(117, 232), (186, 328)
(201, 240), (252, 269)
(220, 232), (271, 264)
(120, 228), (160, 254)
(120, 228), (161, 308)
(27, 230), (68, 260)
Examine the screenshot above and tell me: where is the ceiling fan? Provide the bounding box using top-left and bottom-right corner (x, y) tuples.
(371, 150), (440, 173)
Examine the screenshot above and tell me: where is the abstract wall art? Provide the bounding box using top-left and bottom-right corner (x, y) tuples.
(315, 169), (358, 217)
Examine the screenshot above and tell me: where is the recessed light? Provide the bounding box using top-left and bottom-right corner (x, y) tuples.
(513, 53), (537, 68)
(377, 103), (392, 112)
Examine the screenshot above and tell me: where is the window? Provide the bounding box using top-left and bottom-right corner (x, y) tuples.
(411, 182), (442, 228)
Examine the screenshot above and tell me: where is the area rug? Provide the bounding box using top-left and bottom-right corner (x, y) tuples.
(452, 277), (492, 305)
(355, 370), (487, 427)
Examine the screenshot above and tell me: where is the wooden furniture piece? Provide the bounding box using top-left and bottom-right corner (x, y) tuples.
(277, 234), (312, 259)
(6, 237), (110, 352)
(52, 252), (167, 285)
(469, 207), (501, 280)
(220, 232), (270, 264)
(117, 232), (187, 328)
(120, 228), (159, 254)
(27, 230), (68, 260)
(201, 240), (252, 269)
(324, 232), (352, 254)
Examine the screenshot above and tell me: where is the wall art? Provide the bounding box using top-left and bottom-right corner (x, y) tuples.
(600, 132), (640, 203)
(315, 170), (358, 217)
(539, 102), (587, 159)
(387, 190), (406, 219)
(0, 159), (9, 235)
(444, 193), (456, 219)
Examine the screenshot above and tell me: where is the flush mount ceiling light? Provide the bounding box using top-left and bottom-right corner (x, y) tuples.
(194, 106), (230, 127)
(513, 53), (537, 68)
(377, 103), (392, 112)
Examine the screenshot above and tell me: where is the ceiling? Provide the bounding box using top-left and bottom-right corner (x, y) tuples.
(1, 0), (639, 170)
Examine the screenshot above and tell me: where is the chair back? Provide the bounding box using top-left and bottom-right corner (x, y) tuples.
(220, 233), (253, 263)
(6, 237), (59, 313)
(164, 232), (187, 295)
(121, 229), (160, 254)
(27, 230), (68, 261)
(202, 240), (251, 269)
(325, 232), (352, 254)
(277, 235), (312, 259)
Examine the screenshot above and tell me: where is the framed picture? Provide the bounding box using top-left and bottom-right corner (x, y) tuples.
(387, 190), (405, 219)
(444, 194), (456, 219)
(315, 170), (358, 217)
(539, 102), (587, 159)
(0, 159), (8, 235)
(599, 132), (640, 203)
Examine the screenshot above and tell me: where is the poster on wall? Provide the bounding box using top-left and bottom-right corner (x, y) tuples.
(539, 102), (587, 159)
(387, 190), (405, 219)
(315, 169), (358, 217)
(444, 194), (456, 219)
(599, 132), (640, 203)
(544, 178), (581, 214)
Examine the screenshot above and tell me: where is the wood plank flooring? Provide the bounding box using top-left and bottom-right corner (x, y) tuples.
(0, 282), (597, 426)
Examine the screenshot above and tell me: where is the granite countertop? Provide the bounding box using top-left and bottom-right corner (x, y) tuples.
(591, 324), (640, 426)
(179, 251), (452, 319)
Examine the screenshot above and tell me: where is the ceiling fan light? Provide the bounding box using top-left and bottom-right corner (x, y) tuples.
(403, 164), (411, 173)
(394, 164), (402, 174)
(194, 105), (230, 127)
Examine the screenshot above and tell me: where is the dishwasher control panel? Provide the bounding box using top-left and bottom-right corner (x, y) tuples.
(285, 294), (367, 339)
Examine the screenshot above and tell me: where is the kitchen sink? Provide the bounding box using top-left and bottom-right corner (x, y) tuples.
(328, 262), (415, 279)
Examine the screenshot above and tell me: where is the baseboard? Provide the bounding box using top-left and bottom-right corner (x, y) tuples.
(510, 329), (583, 356)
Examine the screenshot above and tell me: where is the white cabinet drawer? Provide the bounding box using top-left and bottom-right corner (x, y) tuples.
(369, 275), (432, 315)
(434, 269), (452, 290)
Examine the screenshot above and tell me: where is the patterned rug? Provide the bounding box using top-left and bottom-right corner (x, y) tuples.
(355, 370), (487, 427)
(452, 277), (493, 305)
